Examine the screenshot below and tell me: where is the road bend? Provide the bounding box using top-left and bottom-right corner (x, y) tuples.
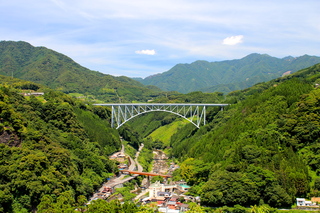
(88, 143), (144, 203)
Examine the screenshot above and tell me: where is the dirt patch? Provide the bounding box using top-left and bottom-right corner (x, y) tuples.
(0, 130), (21, 147)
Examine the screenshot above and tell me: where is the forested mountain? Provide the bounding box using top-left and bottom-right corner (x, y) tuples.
(0, 82), (126, 212)
(0, 41), (161, 102)
(129, 63), (320, 209)
(165, 63), (320, 208)
(136, 53), (320, 93)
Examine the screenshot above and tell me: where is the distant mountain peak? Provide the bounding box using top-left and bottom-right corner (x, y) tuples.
(137, 53), (320, 93)
(282, 56), (295, 61)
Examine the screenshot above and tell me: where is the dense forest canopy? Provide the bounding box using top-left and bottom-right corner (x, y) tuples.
(169, 63), (320, 207)
(0, 84), (126, 212)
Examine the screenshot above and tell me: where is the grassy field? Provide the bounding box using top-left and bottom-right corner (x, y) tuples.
(148, 118), (189, 146)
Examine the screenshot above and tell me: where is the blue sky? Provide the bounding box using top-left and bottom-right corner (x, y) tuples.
(1, 0), (320, 78)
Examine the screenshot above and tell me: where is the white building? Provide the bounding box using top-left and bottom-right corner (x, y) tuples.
(296, 198), (306, 206)
(296, 198), (314, 206)
(148, 181), (176, 199)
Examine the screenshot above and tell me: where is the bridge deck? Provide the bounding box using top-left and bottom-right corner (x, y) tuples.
(121, 170), (172, 178)
(95, 103), (229, 106)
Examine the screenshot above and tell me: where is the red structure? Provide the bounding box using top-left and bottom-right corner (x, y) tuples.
(121, 170), (172, 178)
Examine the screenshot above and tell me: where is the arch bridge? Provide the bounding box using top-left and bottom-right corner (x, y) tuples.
(94, 103), (229, 129)
(94, 103), (228, 129)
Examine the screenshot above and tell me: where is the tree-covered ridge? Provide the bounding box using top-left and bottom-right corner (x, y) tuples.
(0, 74), (48, 92)
(138, 53), (320, 93)
(0, 41), (161, 102)
(171, 63), (320, 208)
(0, 85), (121, 212)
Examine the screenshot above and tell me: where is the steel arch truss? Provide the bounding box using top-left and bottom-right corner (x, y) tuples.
(95, 103), (228, 129)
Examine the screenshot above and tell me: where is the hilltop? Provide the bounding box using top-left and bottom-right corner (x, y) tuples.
(0, 41), (161, 102)
(136, 53), (320, 93)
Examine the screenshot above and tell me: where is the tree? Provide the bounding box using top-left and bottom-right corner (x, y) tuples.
(151, 175), (164, 183)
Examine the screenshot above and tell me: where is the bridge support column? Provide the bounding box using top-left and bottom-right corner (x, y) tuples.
(146, 176), (150, 188)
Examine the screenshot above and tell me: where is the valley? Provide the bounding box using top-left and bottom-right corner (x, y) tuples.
(1, 41), (320, 212)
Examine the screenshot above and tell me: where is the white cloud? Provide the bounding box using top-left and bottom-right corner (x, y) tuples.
(222, 35), (244, 45)
(135, 49), (156, 55)
(1, 0), (320, 78)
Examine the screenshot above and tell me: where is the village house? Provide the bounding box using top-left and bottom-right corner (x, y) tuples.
(296, 198), (318, 207)
(144, 181), (190, 212)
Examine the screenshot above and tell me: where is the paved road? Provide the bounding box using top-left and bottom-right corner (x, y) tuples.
(88, 143), (144, 203)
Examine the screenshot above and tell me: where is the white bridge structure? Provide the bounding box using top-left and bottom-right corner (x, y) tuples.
(94, 103), (229, 129)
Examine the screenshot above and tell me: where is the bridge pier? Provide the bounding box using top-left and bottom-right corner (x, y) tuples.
(147, 176), (150, 188)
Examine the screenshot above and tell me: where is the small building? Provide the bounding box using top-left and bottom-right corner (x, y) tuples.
(118, 164), (128, 169)
(297, 198), (306, 206)
(305, 201), (313, 206)
(157, 191), (171, 198)
(22, 92), (44, 96)
(148, 181), (176, 198)
(296, 198), (316, 206)
(177, 184), (191, 192)
(179, 203), (189, 212)
(158, 207), (179, 213)
(311, 197), (320, 204)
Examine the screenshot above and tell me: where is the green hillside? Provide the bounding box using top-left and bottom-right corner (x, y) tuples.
(137, 53), (320, 93)
(148, 118), (189, 147)
(167, 63), (320, 208)
(0, 83), (123, 212)
(130, 63), (320, 208)
(0, 41), (161, 102)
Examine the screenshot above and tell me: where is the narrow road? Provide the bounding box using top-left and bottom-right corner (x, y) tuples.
(88, 143), (144, 203)
(134, 149), (170, 201)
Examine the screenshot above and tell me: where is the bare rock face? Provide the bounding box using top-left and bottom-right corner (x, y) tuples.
(0, 130), (21, 147)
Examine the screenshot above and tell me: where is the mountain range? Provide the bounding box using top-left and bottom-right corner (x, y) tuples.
(135, 53), (320, 93)
(1, 40), (320, 99)
(0, 41), (161, 102)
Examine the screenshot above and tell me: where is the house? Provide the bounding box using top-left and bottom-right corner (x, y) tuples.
(296, 198), (316, 206)
(305, 201), (313, 206)
(177, 184), (190, 192)
(148, 181), (176, 198)
(157, 191), (171, 198)
(296, 198), (306, 206)
(22, 92), (44, 96)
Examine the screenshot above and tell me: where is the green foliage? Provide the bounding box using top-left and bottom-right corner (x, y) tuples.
(151, 175), (164, 183)
(0, 86), (120, 212)
(0, 41), (162, 102)
(74, 108), (121, 154)
(86, 200), (141, 213)
(176, 158), (211, 185)
(201, 166), (291, 207)
(170, 64), (320, 208)
(118, 125), (141, 150)
(137, 146), (153, 171)
(139, 53), (320, 93)
(148, 119), (189, 147)
(123, 143), (137, 159)
(115, 187), (137, 202)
